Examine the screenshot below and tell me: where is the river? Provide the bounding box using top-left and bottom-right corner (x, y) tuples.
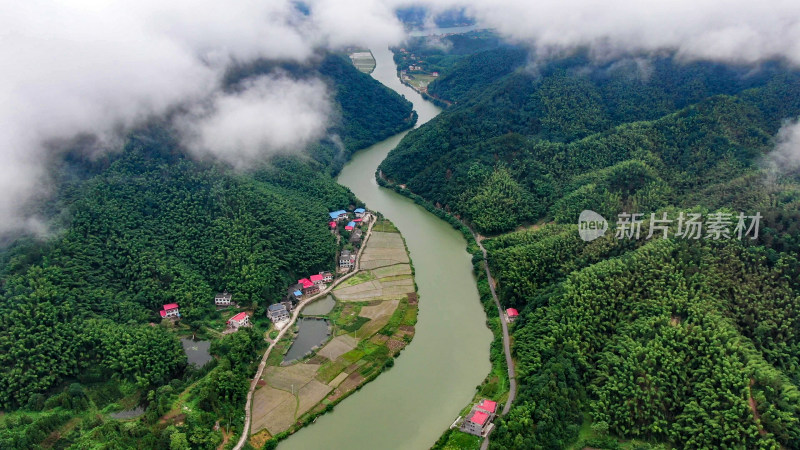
(279, 45), (492, 449)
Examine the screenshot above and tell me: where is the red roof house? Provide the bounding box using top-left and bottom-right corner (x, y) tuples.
(160, 303), (180, 318)
(329, 221), (337, 229)
(471, 410), (489, 426)
(227, 312), (250, 328)
(309, 274), (324, 285)
(506, 308), (519, 317)
(298, 278), (314, 289)
(478, 399), (497, 414)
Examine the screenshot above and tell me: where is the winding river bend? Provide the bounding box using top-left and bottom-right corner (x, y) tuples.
(279, 46), (492, 449)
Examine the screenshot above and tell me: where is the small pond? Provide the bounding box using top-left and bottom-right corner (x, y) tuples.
(283, 318), (331, 363)
(181, 338), (213, 368)
(302, 295), (336, 316)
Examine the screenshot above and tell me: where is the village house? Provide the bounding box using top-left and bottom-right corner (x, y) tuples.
(310, 273), (325, 287)
(506, 308), (519, 323)
(345, 221), (356, 231)
(287, 283), (304, 301)
(267, 303), (290, 323)
(477, 399), (498, 416)
(461, 409), (491, 436)
(350, 228), (363, 244)
(354, 208), (366, 218)
(227, 312), (250, 329)
(214, 291), (233, 306)
(329, 221), (337, 230)
(329, 210), (348, 222)
(460, 398), (497, 436)
(299, 278), (320, 296)
(339, 250), (356, 269)
(320, 271), (333, 283)
(159, 303), (180, 319)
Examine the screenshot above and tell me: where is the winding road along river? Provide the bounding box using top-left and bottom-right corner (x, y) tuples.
(279, 45), (492, 449)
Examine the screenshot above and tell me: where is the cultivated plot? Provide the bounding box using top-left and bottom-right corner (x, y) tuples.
(317, 334), (358, 361)
(264, 364), (320, 392)
(251, 387), (295, 435)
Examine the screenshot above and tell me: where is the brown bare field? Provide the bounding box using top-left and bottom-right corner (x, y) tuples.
(296, 380), (333, 417)
(337, 372), (366, 394)
(328, 372), (349, 387)
(386, 338), (406, 354)
(317, 334), (357, 360)
(264, 364), (320, 392)
(249, 430), (272, 448)
(306, 355), (328, 365)
(259, 397), (298, 435)
(250, 387), (295, 435)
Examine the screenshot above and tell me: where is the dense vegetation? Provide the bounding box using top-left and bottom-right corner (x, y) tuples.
(392, 31), (508, 79)
(381, 49), (800, 234)
(383, 45), (800, 448)
(0, 52), (411, 448)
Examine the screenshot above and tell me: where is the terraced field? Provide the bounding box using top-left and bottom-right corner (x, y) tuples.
(249, 219), (419, 442)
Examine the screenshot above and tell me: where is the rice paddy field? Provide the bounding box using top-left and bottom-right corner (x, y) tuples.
(349, 51), (376, 73)
(249, 219), (419, 442)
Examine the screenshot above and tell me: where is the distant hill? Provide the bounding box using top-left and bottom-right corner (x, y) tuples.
(382, 48), (800, 449)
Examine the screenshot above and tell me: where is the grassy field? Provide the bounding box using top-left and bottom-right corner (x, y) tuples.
(405, 74), (437, 90)
(441, 430), (483, 450)
(250, 218), (420, 442)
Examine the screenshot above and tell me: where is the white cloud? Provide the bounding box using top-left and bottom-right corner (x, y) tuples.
(764, 120), (800, 174)
(179, 75), (331, 169)
(2, 0), (800, 235)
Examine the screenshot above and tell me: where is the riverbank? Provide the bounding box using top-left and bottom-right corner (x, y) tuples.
(238, 216), (420, 448)
(277, 43), (491, 450)
(376, 176), (516, 449)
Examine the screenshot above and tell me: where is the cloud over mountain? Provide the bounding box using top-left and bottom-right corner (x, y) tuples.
(2, 0), (799, 234)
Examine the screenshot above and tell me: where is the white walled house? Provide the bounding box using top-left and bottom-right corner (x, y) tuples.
(227, 312), (250, 328)
(215, 291), (233, 306)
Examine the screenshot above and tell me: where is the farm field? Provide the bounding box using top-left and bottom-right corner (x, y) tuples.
(249, 218), (419, 442)
(349, 50), (376, 73)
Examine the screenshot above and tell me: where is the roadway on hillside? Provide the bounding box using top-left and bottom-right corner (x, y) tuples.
(232, 214), (375, 450)
(471, 229), (517, 450)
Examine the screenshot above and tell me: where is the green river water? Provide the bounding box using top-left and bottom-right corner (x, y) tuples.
(279, 44), (492, 449)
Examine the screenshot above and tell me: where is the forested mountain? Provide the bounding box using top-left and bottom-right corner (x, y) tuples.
(0, 53), (412, 447)
(381, 51), (800, 233)
(382, 47), (800, 448)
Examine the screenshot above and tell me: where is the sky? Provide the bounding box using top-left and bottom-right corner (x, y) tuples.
(1, 0), (799, 234)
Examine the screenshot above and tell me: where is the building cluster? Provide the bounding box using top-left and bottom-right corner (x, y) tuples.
(328, 208), (367, 271)
(459, 399), (498, 437)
